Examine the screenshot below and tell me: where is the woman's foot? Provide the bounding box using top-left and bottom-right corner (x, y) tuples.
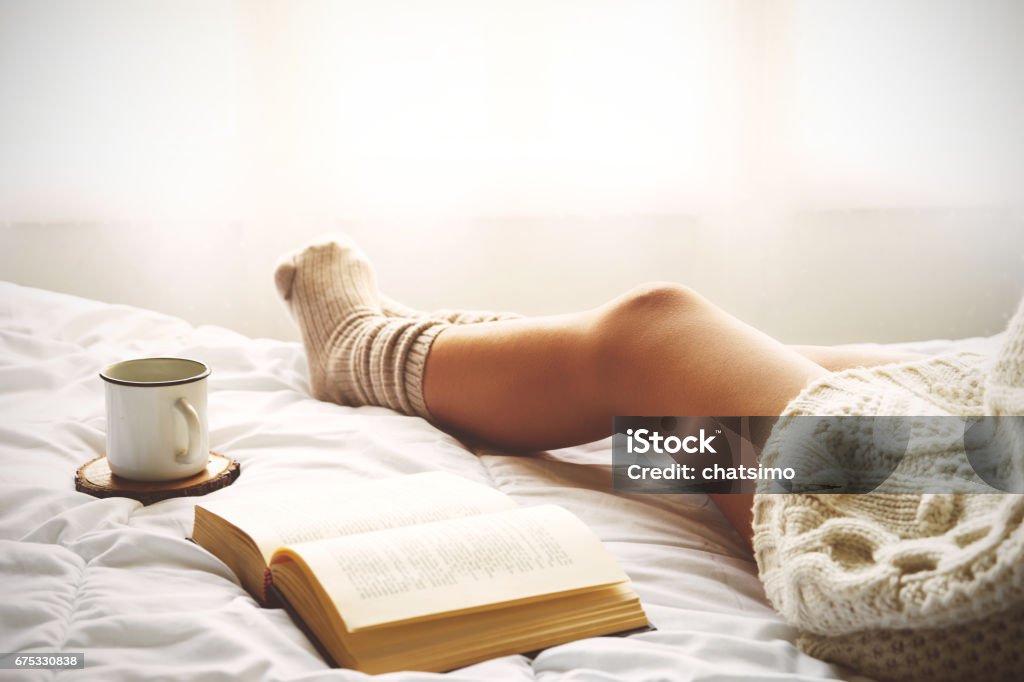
(274, 235), (446, 416)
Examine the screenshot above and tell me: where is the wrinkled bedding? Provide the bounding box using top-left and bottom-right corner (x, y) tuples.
(2, 281), (1001, 681)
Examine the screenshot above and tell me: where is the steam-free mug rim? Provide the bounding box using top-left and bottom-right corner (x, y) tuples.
(100, 357), (211, 388)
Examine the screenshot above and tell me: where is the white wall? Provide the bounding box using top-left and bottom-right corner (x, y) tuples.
(2, 1), (1022, 343)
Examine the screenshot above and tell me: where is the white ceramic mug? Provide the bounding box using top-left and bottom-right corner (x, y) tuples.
(100, 358), (211, 481)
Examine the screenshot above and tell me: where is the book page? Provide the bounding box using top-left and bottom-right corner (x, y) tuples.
(278, 504), (629, 631)
(198, 472), (517, 563)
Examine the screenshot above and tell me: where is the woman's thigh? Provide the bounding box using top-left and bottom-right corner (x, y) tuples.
(424, 283), (826, 451)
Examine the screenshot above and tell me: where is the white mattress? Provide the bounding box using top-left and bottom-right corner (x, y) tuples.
(1, 282), (1001, 681)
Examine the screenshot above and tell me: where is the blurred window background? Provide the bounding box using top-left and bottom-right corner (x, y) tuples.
(1, 0), (1022, 342)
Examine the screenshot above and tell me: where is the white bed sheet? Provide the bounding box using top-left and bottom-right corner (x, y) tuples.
(2, 282), (1000, 681)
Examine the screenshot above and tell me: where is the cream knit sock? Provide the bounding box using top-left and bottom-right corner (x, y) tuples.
(274, 235), (448, 418)
(379, 295), (522, 325)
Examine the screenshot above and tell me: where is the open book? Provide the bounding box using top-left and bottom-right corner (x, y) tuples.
(192, 472), (649, 673)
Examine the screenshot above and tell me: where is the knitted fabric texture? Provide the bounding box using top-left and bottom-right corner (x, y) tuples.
(274, 236), (448, 419)
(752, 295), (1024, 682)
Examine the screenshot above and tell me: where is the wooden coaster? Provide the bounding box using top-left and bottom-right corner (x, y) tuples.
(75, 452), (241, 505)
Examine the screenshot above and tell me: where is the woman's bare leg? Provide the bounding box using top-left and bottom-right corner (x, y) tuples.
(424, 283), (825, 450)
(423, 284), (827, 549)
(274, 240), (829, 549)
(379, 296), (925, 373)
(791, 345), (925, 371)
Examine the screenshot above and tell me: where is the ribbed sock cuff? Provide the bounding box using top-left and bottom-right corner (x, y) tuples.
(402, 322), (448, 420)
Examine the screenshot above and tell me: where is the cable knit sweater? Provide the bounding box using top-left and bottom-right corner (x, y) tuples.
(753, 295), (1024, 682)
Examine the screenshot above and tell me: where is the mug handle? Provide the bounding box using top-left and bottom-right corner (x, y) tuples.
(174, 398), (203, 465)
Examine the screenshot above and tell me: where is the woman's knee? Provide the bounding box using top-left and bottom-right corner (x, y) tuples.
(602, 282), (704, 330)
(590, 282), (707, 364)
